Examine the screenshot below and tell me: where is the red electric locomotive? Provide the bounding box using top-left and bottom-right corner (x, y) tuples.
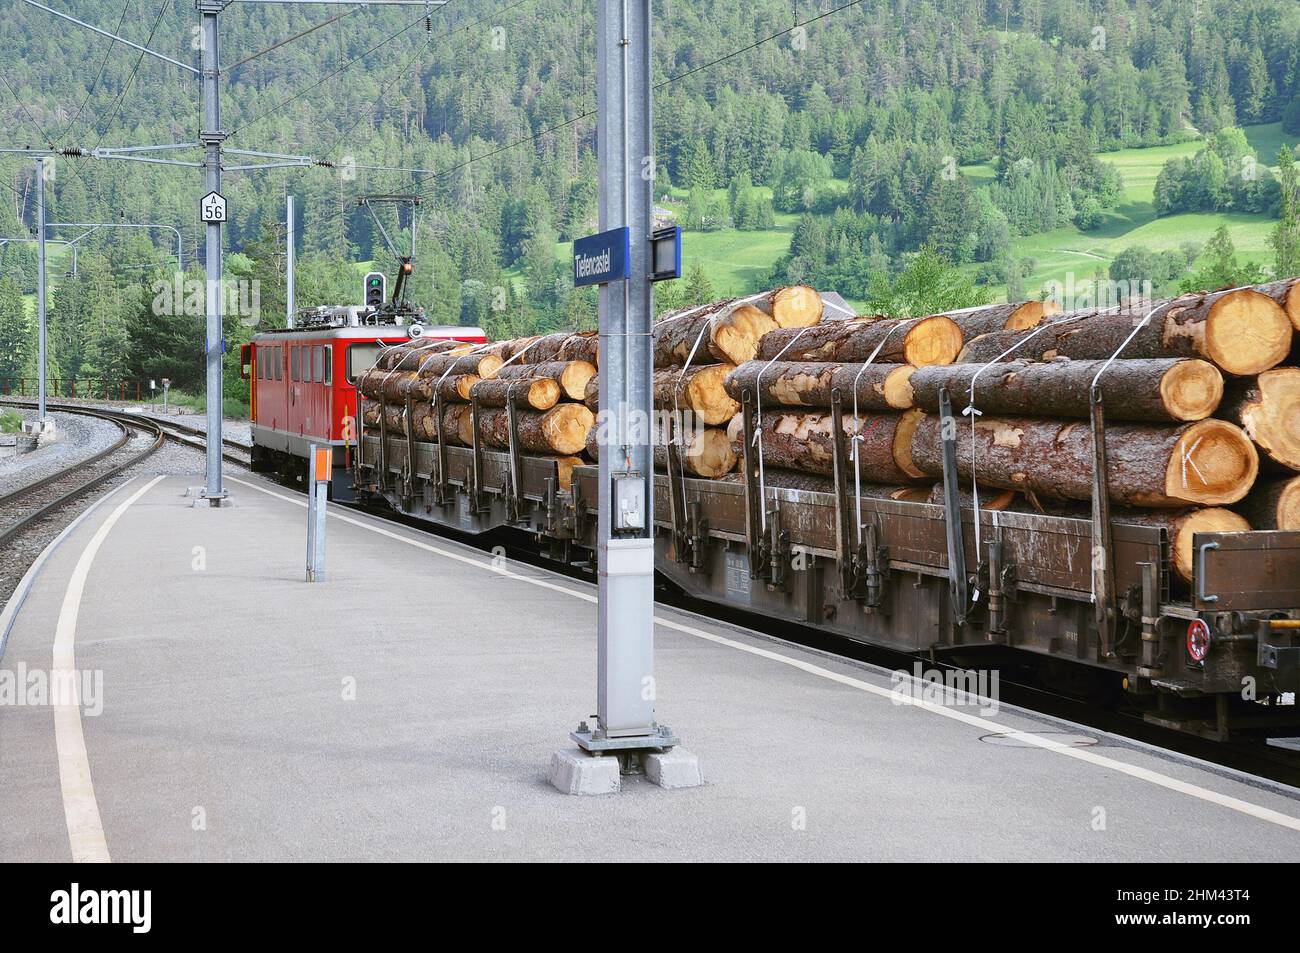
(241, 303), (485, 497)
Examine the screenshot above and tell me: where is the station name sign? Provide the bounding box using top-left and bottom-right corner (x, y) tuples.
(573, 227), (631, 287)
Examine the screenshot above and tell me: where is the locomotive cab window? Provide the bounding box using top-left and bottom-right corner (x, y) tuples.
(322, 345), (333, 385)
(274, 346), (283, 380)
(312, 346), (324, 383)
(291, 346), (301, 381)
(347, 343), (382, 383)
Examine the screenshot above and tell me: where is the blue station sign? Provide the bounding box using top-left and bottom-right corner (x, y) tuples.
(573, 226), (631, 287)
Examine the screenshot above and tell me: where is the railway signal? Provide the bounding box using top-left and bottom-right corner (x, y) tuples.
(364, 272), (387, 308)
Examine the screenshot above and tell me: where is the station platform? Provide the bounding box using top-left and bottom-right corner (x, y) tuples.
(2, 472), (1299, 862)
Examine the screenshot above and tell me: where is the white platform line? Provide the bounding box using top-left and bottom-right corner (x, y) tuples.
(228, 476), (1300, 833)
(53, 475), (166, 863)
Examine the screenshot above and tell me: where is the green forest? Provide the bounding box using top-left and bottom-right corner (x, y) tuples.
(3, 0), (1300, 411)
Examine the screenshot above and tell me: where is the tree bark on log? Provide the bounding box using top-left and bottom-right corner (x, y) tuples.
(1235, 476), (1300, 531)
(756, 315), (963, 367)
(470, 376), (561, 410)
(745, 409), (926, 482)
(956, 289), (1291, 375)
(654, 300), (778, 366)
(1219, 368), (1300, 471)
(359, 370), (430, 403)
(494, 360), (596, 401)
(362, 400), (472, 443)
(925, 483), (1018, 509)
(483, 337), (537, 363)
(515, 330), (599, 366)
(476, 404), (594, 455)
(412, 351), (503, 379)
(910, 358), (1224, 422)
(556, 331), (600, 366)
(380, 339), (466, 370)
(716, 469), (834, 492)
(909, 414), (1258, 507)
(584, 373), (599, 412)
(724, 361), (916, 411)
(653, 364), (740, 425)
(937, 299), (1060, 339)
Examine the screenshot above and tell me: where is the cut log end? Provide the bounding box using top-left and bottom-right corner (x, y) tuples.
(1168, 509), (1251, 583)
(686, 363), (741, 425)
(892, 408), (928, 479)
(1238, 368), (1300, 470)
(715, 304), (780, 364)
(771, 286), (824, 328)
(1204, 289), (1292, 375)
(685, 428), (738, 478)
(904, 315), (963, 367)
(1281, 281), (1300, 331)
(452, 375), (480, 401)
(1162, 419), (1258, 506)
(1008, 299), (1060, 330)
(883, 365), (917, 409)
(1273, 480), (1300, 530)
(540, 404), (596, 455)
(552, 455), (584, 491)
(1159, 359), (1224, 421)
(559, 360), (597, 401)
(526, 377), (562, 410)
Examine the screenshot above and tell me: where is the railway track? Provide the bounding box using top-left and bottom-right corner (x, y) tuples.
(0, 405), (165, 548)
(0, 401), (250, 548)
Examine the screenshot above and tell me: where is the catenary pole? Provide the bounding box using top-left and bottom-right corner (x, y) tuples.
(286, 193), (295, 327)
(36, 158), (47, 424)
(200, 1), (226, 503)
(594, 0), (655, 740)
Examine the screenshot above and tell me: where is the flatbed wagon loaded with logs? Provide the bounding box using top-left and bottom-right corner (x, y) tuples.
(353, 282), (1300, 741)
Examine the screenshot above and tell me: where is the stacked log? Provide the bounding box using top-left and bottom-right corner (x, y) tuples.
(757, 314), (963, 367)
(359, 336), (596, 488)
(614, 287), (833, 475)
(1237, 476), (1300, 530)
(742, 408), (927, 484)
(1256, 277), (1300, 331)
(1219, 368), (1300, 471)
(936, 299), (1061, 339)
(358, 273), (1298, 575)
(655, 301), (780, 366)
(517, 330), (600, 367)
(653, 364), (740, 425)
(496, 360), (596, 401)
(909, 358), (1224, 423)
(908, 414), (1258, 508)
(955, 288), (1291, 376)
(724, 361), (916, 411)
(585, 420), (737, 479)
